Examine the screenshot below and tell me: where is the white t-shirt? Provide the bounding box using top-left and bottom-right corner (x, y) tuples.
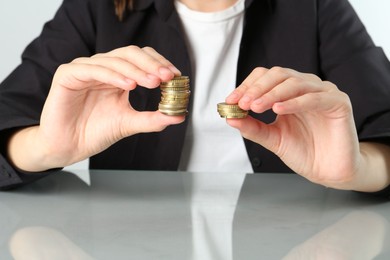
(176, 0), (253, 173)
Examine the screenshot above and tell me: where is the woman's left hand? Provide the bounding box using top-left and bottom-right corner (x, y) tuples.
(225, 66), (361, 189)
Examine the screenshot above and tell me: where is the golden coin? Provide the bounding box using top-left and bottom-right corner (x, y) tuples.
(218, 112), (248, 118)
(160, 101), (189, 106)
(160, 76), (190, 86)
(217, 102), (247, 111)
(159, 76), (190, 116)
(161, 94), (190, 98)
(161, 94), (190, 99)
(160, 98), (189, 103)
(161, 91), (191, 96)
(160, 87), (190, 92)
(160, 103), (189, 107)
(217, 102), (248, 118)
(159, 107), (188, 116)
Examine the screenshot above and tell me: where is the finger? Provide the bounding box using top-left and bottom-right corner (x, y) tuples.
(226, 67), (268, 104)
(121, 111), (186, 136)
(142, 47), (182, 76)
(106, 46), (177, 81)
(272, 87), (351, 116)
(250, 77), (323, 113)
(237, 67), (302, 110)
(73, 56), (162, 88)
(54, 63), (137, 91)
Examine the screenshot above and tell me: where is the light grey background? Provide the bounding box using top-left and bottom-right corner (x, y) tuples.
(0, 0), (389, 170)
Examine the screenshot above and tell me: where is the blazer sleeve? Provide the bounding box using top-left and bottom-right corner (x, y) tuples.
(318, 0), (390, 141)
(0, 0), (97, 189)
(317, 0), (390, 197)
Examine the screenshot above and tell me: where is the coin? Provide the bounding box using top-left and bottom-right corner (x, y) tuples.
(160, 99), (189, 105)
(160, 87), (190, 92)
(161, 91), (191, 97)
(159, 76), (191, 116)
(161, 76), (189, 84)
(217, 102), (248, 118)
(158, 103), (188, 109)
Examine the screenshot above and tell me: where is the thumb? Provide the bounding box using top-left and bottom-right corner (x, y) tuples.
(226, 116), (280, 154)
(121, 111), (185, 136)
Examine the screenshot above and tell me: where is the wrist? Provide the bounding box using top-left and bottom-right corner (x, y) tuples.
(352, 142), (390, 192)
(7, 126), (66, 172)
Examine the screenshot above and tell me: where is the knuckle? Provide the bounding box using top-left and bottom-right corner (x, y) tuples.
(56, 63), (67, 70)
(246, 84), (262, 96)
(71, 57), (87, 64)
(306, 73), (321, 81)
(340, 91), (350, 99)
(251, 67), (267, 75)
(323, 81), (338, 90)
(337, 90), (351, 104)
(142, 46), (156, 52)
(269, 66), (285, 74)
(237, 83), (250, 91)
(55, 64), (68, 75)
(232, 87), (247, 98)
(125, 45), (141, 52)
(285, 76), (303, 85)
(91, 53), (104, 58)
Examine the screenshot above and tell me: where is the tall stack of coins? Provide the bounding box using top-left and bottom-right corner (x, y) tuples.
(158, 76), (191, 116)
(217, 102), (248, 118)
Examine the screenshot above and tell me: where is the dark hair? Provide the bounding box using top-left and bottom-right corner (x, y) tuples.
(114, 0), (134, 21)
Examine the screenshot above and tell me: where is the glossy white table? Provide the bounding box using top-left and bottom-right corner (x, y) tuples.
(1, 170), (389, 259)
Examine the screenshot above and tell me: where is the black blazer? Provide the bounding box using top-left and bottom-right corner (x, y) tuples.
(1, 0), (390, 190)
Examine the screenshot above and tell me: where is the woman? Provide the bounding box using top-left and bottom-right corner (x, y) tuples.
(1, 0), (390, 195)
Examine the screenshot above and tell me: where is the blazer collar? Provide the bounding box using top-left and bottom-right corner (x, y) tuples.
(133, 0), (273, 19)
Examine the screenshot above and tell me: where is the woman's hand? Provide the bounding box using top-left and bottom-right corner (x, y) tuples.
(8, 46), (184, 171)
(225, 66), (368, 190)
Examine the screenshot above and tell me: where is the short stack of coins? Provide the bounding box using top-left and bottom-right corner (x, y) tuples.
(217, 102), (248, 118)
(158, 76), (191, 116)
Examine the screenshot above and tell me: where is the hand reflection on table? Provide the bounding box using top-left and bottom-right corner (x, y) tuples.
(9, 226), (94, 260)
(7, 171), (389, 259)
(8, 171), (247, 260)
(9, 210), (388, 260)
(282, 211), (388, 260)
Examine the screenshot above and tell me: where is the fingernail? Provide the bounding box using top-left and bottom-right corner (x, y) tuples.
(227, 92), (239, 101)
(168, 65), (181, 76)
(241, 95), (252, 104)
(146, 74), (158, 81)
(159, 67), (174, 77)
(253, 98), (263, 105)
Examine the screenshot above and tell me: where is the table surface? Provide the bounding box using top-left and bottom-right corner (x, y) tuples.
(1, 170), (389, 259)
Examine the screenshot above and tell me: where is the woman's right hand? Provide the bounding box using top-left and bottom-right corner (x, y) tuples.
(7, 46), (184, 172)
